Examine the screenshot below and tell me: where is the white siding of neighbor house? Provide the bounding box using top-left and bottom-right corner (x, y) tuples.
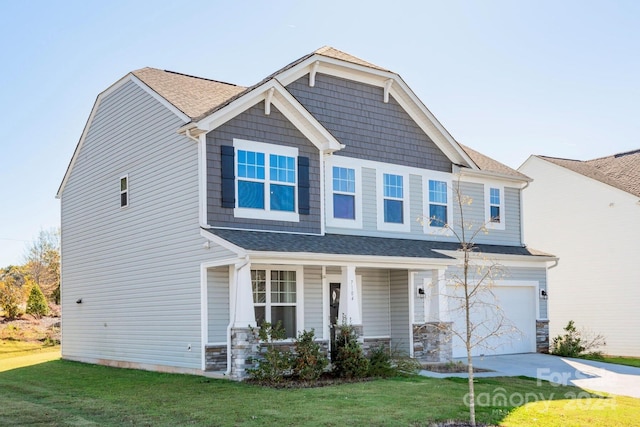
(60, 79), (235, 371)
(304, 266), (324, 338)
(520, 156), (640, 356)
(358, 268), (391, 337)
(389, 270), (410, 353)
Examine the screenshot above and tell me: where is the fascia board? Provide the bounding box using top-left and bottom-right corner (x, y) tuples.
(57, 74), (135, 198)
(57, 73), (191, 198)
(200, 229), (247, 257)
(455, 167), (532, 186)
(129, 74), (191, 123)
(433, 249), (558, 266)
(245, 250), (457, 269)
(194, 80), (342, 152)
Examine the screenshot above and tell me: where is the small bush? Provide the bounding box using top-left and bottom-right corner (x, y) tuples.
(26, 283), (49, 318)
(293, 329), (328, 381)
(367, 345), (394, 377)
(247, 322), (292, 384)
(551, 320), (606, 358)
(332, 322), (369, 379)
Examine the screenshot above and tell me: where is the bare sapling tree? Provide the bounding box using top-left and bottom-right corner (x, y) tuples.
(421, 177), (519, 426)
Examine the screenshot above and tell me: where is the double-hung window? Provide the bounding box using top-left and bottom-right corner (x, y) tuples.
(428, 180), (448, 227)
(384, 173), (404, 224)
(485, 184), (505, 229)
(252, 268), (299, 338)
(333, 167), (355, 219)
(376, 169), (409, 232)
(231, 139), (300, 222)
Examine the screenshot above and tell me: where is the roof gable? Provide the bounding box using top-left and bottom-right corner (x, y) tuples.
(537, 149), (640, 198)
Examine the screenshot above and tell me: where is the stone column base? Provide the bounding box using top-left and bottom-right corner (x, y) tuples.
(229, 327), (258, 380)
(413, 322), (452, 363)
(536, 320), (550, 353)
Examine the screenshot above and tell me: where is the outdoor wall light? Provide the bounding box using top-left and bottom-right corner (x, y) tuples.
(417, 287), (425, 298)
(76, 298), (83, 304)
(540, 290), (548, 300)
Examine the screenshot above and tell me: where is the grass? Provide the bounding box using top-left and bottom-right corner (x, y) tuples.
(599, 356), (640, 368)
(0, 351), (638, 426)
(0, 341), (60, 371)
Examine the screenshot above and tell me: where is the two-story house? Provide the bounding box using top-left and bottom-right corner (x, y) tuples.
(57, 47), (555, 379)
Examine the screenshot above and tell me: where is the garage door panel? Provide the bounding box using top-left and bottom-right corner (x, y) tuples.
(449, 285), (536, 358)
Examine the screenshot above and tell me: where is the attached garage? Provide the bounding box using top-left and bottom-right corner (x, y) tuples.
(449, 282), (538, 358)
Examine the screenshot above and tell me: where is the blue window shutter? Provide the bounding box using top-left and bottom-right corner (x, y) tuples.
(221, 145), (235, 208)
(298, 156), (310, 215)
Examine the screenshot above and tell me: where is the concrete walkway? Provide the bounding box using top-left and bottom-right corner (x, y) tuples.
(420, 353), (640, 399)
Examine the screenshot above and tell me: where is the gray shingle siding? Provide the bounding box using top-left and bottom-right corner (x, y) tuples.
(286, 74), (452, 171)
(206, 102), (321, 233)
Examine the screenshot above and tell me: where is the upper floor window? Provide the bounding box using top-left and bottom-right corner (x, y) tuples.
(383, 173), (404, 224)
(333, 166), (355, 219)
(376, 169), (410, 232)
(252, 268), (299, 339)
(120, 175), (129, 208)
(485, 184), (505, 229)
(428, 180), (448, 227)
(226, 139), (305, 222)
(325, 156), (362, 229)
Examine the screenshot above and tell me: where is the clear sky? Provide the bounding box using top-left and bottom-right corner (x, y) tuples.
(0, 0), (638, 267)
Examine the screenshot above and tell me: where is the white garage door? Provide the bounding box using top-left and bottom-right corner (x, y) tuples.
(449, 284), (536, 358)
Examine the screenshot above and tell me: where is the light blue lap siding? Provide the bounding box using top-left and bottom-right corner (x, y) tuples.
(286, 74), (452, 171)
(304, 266), (324, 338)
(358, 268), (391, 337)
(390, 270), (410, 353)
(208, 267), (230, 343)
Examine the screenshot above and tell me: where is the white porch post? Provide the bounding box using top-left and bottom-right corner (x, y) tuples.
(338, 265), (362, 325)
(233, 261), (256, 328)
(433, 268), (449, 322)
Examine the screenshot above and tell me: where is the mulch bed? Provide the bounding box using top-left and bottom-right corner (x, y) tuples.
(422, 362), (492, 373)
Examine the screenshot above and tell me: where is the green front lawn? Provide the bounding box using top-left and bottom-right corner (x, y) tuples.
(1, 355), (638, 426)
(600, 356), (640, 368)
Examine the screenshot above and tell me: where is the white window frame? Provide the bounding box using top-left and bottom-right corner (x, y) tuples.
(376, 167), (410, 232)
(251, 265), (304, 340)
(233, 139), (299, 222)
(120, 174), (129, 208)
(484, 184), (506, 230)
(422, 174), (453, 235)
(325, 156), (362, 229)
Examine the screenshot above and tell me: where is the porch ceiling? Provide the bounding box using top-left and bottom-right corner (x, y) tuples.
(205, 229), (548, 259)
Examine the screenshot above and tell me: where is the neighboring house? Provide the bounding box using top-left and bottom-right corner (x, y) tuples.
(57, 47), (555, 379)
(519, 151), (640, 357)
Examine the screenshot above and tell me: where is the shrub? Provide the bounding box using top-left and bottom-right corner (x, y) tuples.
(332, 322), (369, 379)
(293, 329), (328, 381)
(247, 322), (292, 384)
(26, 283), (49, 318)
(0, 266), (28, 319)
(551, 320), (606, 358)
(367, 345), (394, 377)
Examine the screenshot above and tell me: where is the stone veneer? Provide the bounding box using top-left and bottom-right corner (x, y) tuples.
(229, 327), (258, 380)
(362, 337), (391, 355)
(204, 345), (227, 372)
(412, 322), (452, 362)
(536, 320), (550, 353)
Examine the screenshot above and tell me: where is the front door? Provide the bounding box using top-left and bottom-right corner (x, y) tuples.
(329, 282), (341, 361)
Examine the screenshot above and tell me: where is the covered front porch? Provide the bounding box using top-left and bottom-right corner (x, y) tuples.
(201, 259), (453, 379)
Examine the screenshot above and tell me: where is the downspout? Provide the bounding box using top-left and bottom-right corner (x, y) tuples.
(226, 255), (250, 376)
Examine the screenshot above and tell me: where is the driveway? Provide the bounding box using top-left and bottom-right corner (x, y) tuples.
(420, 353), (640, 398)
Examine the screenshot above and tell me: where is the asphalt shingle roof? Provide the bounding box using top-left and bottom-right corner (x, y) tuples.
(208, 228), (551, 259)
(460, 144), (530, 180)
(540, 149), (640, 198)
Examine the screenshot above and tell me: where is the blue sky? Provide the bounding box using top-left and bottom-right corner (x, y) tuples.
(1, 0), (638, 266)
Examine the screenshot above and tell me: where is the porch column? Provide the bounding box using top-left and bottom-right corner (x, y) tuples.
(339, 265), (362, 325)
(233, 261), (256, 328)
(433, 268), (448, 322)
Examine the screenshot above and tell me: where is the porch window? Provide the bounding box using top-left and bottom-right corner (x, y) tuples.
(252, 269), (297, 338)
